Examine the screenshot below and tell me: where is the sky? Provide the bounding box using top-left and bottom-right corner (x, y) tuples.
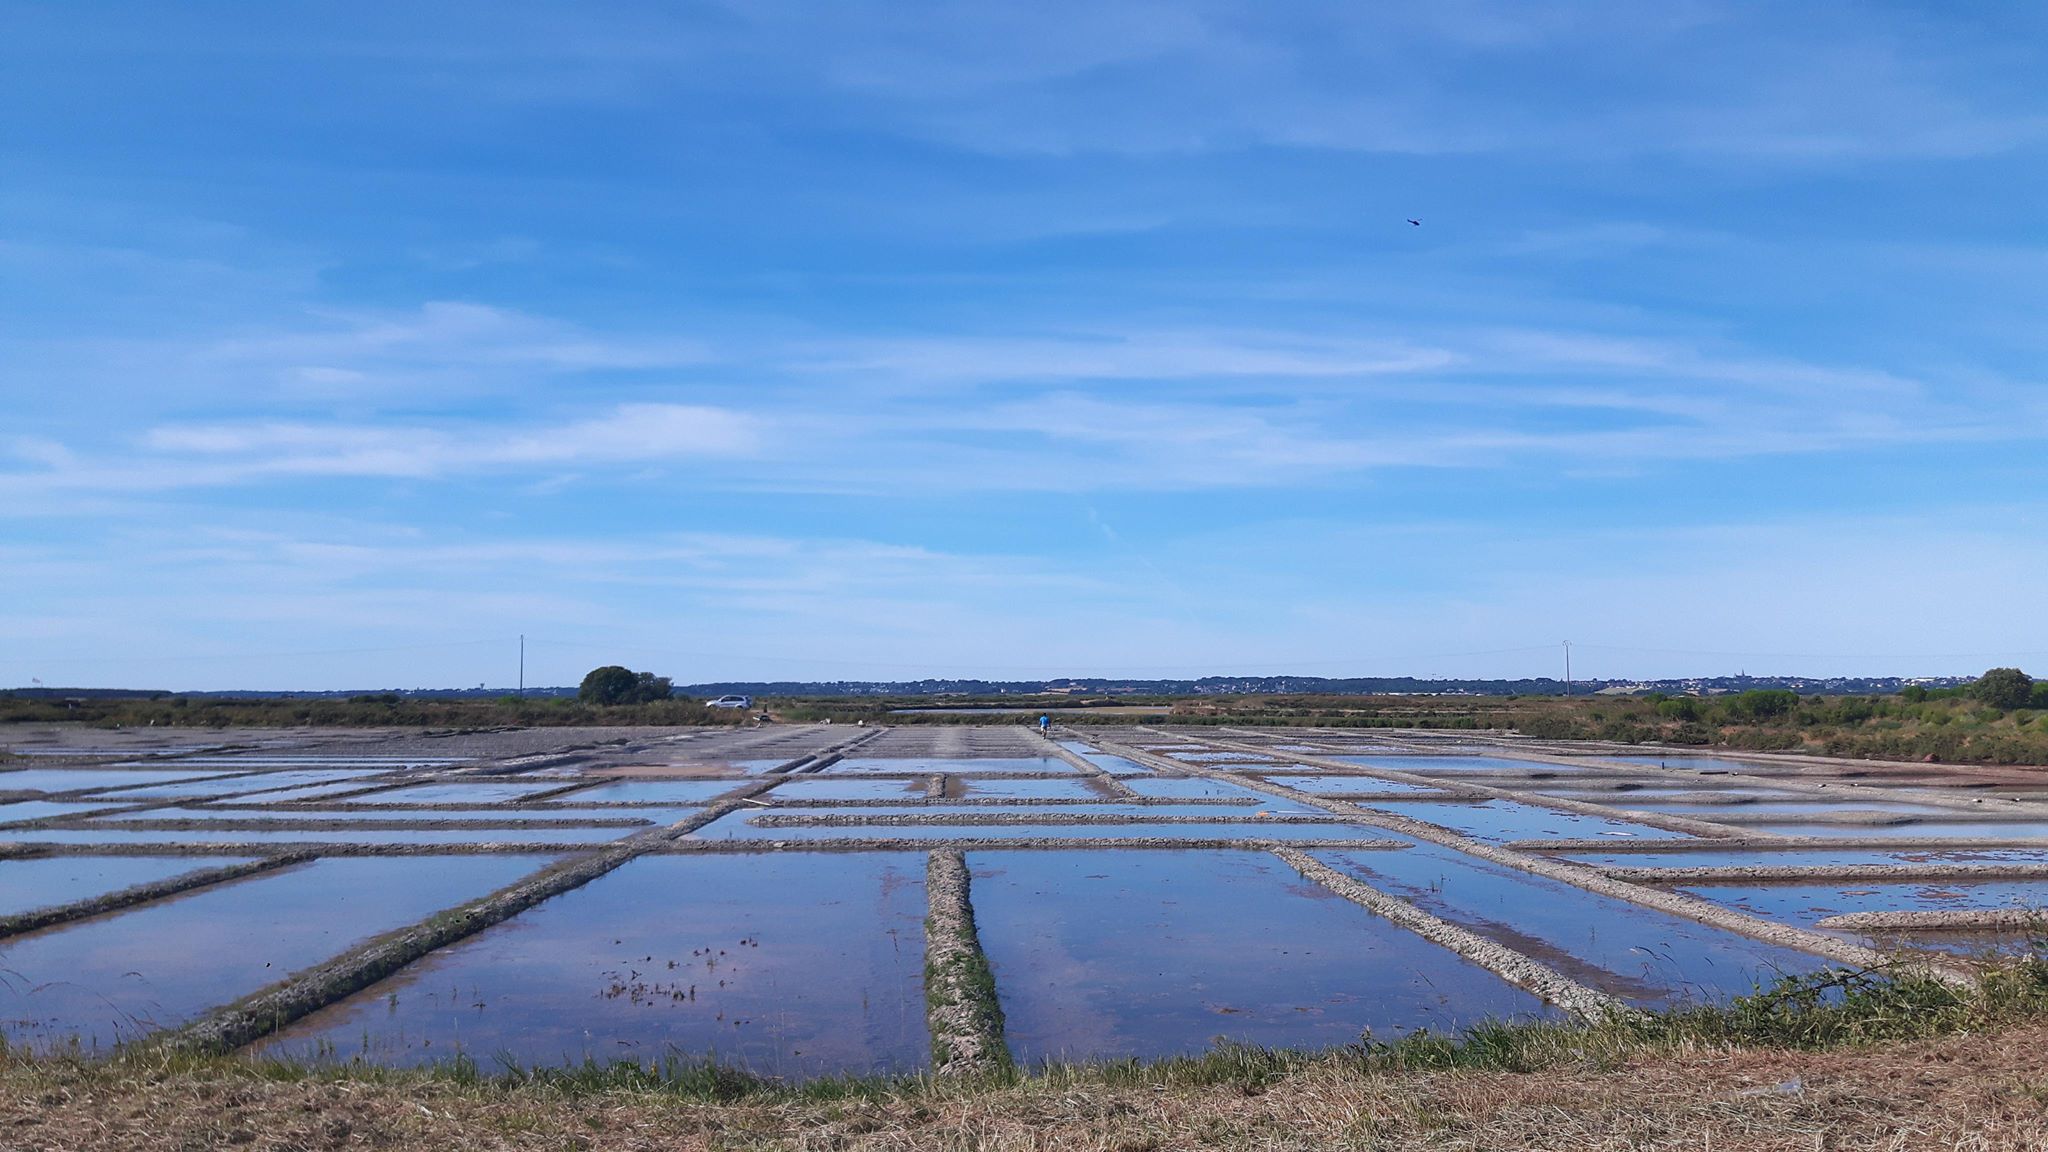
(3, 1), (2046, 690)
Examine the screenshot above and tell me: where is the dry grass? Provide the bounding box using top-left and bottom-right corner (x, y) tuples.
(2, 1025), (2043, 1151)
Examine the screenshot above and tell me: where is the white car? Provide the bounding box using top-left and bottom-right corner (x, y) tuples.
(707, 694), (754, 709)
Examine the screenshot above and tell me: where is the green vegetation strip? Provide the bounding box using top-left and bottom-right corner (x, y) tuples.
(0, 854), (308, 940)
(1273, 848), (1631, 1023)
(923, 848), (1011, 1077)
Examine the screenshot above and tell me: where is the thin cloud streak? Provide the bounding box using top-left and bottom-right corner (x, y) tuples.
(3, 311), (2042, 503)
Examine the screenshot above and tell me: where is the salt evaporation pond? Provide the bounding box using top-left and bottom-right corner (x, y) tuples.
(554, 779), (741, 804)
(686, 807), (1387, 843)
(1741, 821), (2048, 841)
(1370, 800), (1691, 843)
(1311, 846), (1823, 1006)
(1562, 846), (2048, 871)
(1258, 776), (1445, 796)
(1056, 745), (1154, 774)
(261, 853), (929, 1077)
(957, 777), (1115, 800)
(1337, 756), (1588, 775)
(968, 849), (1555, 1064)
(369, 782), (569, 805)
(0, 856), (260, 918)
(1, 826), (642, 847)
(0, 800), (127, 824)
(0, 769), (240, 794)
(1678, 880), (2048, 944)
(88, 769), (401, 800)
(0, 856), (549, 1053)
(764, 777), (929, 801)
(826, 757), (1073, 776)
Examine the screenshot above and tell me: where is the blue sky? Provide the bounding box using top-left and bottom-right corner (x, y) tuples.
(4, 1), (2046, 690)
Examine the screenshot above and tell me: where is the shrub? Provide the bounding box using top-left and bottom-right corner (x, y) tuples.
(1656, 697), (1702, 722)
(577, 666), (674, 706)
(1668, 721), (1714, 745)
(1725, 689), (1798, 721)
(1515, 713), (1585, 739)
(1973, 667), (2035, 711)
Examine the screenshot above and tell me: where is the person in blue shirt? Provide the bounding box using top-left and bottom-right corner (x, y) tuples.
(1037, 714), (1051, 734)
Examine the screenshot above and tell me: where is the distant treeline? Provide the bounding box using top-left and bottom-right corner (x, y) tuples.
(0, 693), (747, 730)
(683, 675), (1963, 697)
(6, 672), (2046, 767)
(1, 674), (1970, 702)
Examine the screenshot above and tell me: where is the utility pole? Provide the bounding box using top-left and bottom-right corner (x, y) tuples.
(1563, 640), (1572, 697)
(518, 635), (525, 697)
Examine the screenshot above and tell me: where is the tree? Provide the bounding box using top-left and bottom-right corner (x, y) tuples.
(1971, 667), (2034, 711)
(634, 671), (674, 702)
(579, 666), (637, 704)
(578, 665), (673, 705)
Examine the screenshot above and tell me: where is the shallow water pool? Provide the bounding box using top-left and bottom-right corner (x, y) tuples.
(0, 769), (238, 795)
(367, 782), (570, 805)
(1311, 848), (1823, 1007)
(825, 757), (1074, 775)
(549, 780), (744, 804)
(0, 856), (262, 918)
(970, 850), (1554, 1064)
(1371, 800), (1689, 844)
(0, 855), (551, 1053)
(258, 853), (930, 1077)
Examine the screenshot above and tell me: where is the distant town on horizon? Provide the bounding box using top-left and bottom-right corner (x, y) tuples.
(2, 673), (1978, 701)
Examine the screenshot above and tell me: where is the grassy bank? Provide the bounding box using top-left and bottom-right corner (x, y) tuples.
(1503, 689), (2048, 765)
(6, 962), (2048, 1149)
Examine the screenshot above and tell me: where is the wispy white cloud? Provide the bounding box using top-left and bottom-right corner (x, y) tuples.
(797, 331), (1461, 386)
(0, 404), (759, 499)
(4, 307), (2042, 504)
(208, 301), (708, 374)
(677, 1), (2048, 162)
